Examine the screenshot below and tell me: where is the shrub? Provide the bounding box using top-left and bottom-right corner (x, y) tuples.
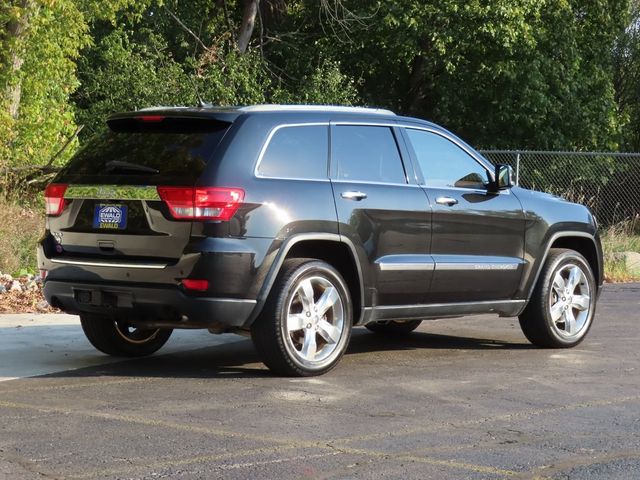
(601, 217), (640, 282)
(0, 196), (43, 275)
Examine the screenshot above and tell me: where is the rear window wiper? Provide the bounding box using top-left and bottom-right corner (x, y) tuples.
(105, 160), (160, 174)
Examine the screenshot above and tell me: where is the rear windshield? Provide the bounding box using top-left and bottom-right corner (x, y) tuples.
(58, 117), (230, 185)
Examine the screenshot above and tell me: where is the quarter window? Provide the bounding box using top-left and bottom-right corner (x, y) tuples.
(332, 126), (406, 184)
(258, 125), (328, 179)
(405, 129), (489, 189)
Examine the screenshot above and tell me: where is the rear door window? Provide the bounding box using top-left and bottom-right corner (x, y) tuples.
(59, 117), (230, 185)
(332, 126), (406, 184)
(257, 125), (329, 179)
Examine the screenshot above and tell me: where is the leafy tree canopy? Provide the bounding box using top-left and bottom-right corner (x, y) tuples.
(0, 0), (637, 190)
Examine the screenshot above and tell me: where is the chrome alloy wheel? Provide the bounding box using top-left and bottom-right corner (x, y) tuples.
(549, 263), (592, 338)
(283, 275), (346, 369)
(114, 321), (161, 345)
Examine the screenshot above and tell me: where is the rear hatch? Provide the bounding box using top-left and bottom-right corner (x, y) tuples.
(45, 115), (232, 262)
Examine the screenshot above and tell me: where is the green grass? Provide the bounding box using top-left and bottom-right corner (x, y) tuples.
(601, 218), (640, 282)
(0, 196), (44, 276)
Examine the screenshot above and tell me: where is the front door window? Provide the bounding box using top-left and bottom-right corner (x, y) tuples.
(405, 129), (489, 189)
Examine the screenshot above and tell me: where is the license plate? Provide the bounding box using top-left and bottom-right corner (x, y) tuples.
(93, 204), (128, 230)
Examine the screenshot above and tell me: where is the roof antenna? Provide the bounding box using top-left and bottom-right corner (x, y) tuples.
(189, 77), (209, 108)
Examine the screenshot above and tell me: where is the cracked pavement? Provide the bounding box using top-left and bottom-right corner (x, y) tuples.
(0, 283), (639, 479)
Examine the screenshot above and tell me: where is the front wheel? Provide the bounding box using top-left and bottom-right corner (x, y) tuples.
(251, 259), (353, 376)
(80, 314), (173, 357)
(519, 248), (596, 348)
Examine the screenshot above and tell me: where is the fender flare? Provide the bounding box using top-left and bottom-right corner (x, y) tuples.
(518, 230), (600, 315)
(244, 233), (365, 326)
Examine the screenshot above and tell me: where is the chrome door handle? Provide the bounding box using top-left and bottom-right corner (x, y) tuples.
(341, 191), (367, 201)
(435, 196), (458, 206)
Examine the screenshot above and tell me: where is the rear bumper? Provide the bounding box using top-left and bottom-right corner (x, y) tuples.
(43, 280), (256, 328)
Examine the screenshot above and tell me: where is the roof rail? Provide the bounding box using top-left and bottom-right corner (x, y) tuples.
(237, 104), (396, 115)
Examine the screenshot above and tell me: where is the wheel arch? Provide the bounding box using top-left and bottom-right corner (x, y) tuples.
(245, 234), (364, 326)
(523, 231), (602, 307)
(550, 236), (601, 286)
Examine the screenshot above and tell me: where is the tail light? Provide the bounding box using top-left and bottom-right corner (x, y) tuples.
(180, 279), (209, 292)
(44, 183), (68, 216)
(157, 187), (244, 221)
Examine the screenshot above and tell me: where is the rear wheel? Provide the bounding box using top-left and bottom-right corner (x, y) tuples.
(80, 314), (173, 357)
(365, 320), (422, 334)
(519, 248), (596, 348)
(251, 259), (352, 376)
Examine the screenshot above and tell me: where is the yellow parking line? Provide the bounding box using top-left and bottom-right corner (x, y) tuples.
(0, 377), (152, 394)
(69, 444), (517, 479)
(0, 399), (300, 447)
(525, 449), (640, 480)
(2, 396), (638, 479)
(324, 445), (519, 477)
(67, 444), (307, 479)
(0, 399), (522, 479)
(330, 394), (640, 445)
(206, 451), (342, 472)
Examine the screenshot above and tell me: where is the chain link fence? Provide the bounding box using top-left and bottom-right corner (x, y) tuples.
(3, 148), (640, 228)
(480, 150), (640, 227)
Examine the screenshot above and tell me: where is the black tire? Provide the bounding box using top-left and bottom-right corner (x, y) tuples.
(519, 248), (597, 348)
(80, 314), (173, 357)
(251, 258), (353, 376)
(365, 320), (422, 334)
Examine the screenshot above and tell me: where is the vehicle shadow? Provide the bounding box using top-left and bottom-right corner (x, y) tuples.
(35, 328), (532, 381)
(348, 329), (533, 354)
(42, 338), (268, 379)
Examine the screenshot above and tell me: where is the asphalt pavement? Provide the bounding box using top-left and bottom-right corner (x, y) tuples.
(0, 283), (639, 479)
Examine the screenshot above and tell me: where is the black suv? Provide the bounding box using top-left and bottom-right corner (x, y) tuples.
(38, 105), (603, 376)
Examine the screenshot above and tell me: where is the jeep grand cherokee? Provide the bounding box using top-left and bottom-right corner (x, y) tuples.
(37, 105), (603, 376)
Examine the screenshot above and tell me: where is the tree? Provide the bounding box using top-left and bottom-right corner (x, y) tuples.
(0, 0), (147, 189)
(0, 0), (37, 178)
(301, 0), (627, 150)
(615, 0), (640, 150)
(1, 0), (635, 196)
(1, 0), (35, 120)
(73, 0), (358, 139)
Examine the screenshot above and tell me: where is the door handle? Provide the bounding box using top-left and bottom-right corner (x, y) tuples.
(341, 191), (367, 201)
(435, 196), (458, 206)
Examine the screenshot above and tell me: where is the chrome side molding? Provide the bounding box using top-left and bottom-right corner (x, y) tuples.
(376, 255), (435, 271)
(376, 254), (523, 272)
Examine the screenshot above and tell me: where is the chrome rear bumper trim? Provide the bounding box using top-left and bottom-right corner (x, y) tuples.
(50, 258), (167, 269)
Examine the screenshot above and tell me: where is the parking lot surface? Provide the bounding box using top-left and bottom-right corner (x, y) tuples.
(0, 283), (639, 479)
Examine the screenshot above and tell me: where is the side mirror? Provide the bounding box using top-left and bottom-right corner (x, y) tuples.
(492, 164), (514, 191)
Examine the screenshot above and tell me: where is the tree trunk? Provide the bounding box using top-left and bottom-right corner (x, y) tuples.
(2, 0), (36, 120)
(404, 53), (427, 115)
(237, 0), (259, 53)
(404, 38), (441, 118)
